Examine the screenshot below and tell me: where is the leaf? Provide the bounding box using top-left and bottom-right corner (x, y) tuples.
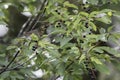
(49, 29), (66, 35)
(91, 57), (102, 65)
(79, 54), (85, 63)
(0, 53), (5, 57)
(15, 75), (24, 79)
(89, 11), (99, 18)
(0, 71), (10, 79)
(99, 28), (106, 34)
(112, 33), (120, 39)
(87, 0), (98, 5)
(71, 46), (79, 55)
(60, 37), (72, 47)
(30, 33), (39, 41)
(47, 49), (61, 58)
(87, 34), (98, 39)
(38, 40), (50, 48)
(56, 62), (65, 75)
(113, 11), (120, 17)
(94, 63), (110, 74)
(95, 46), (120, 57)
(100, 9), (114, 13)
(93, 47), (104, 53)
(98, 34), (107, 42)
(73, 17), (80, 29)
(79, 12), (89, 17)
(107, 26), (113, 32)
(107, 12), (112, 16)
(63, 1), (78, 9)
(6, 46), (17, 50)
(89, 22), (97, 31)
(96, 16), (111, 24)
(101, 0), (108, 4)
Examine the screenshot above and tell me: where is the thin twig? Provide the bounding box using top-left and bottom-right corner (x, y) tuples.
(7, 50), (38, 71)
(18, 17), (33, 37)
(0, 50), (20, 74)
(18, 0), (48, 36)
(30, 0), (48, 30)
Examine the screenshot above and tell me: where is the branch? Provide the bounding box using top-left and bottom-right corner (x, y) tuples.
(0, 49), (20, 75)
(30, 0), (48, 30)
(18, 17), (33, 37)
(18, 0), (48, 37)
(7, 49), (38, 72)
(0, 49), (38, 74)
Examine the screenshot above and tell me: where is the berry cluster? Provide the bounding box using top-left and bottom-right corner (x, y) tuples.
(84, 58), (96, 80)
(32, 46), (37, 51)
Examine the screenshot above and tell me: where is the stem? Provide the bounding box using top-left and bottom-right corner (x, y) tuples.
(0, 50), (20, 75)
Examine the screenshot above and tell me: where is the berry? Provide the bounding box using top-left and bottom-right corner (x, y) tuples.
(86, 2), (89, 4)
(56, 26), (59, 27)
(80, 40), (84, 43)
(32, 46), (37, 51)
(107, 1), (111, 4)
(90, 29), (93, 32)
(63, 21), (65, 23)
(86, 8), (91, 12)
(58, 22), (61, 25)
(55, 10), (58, 12)
(85, 22), (89, 28)
(83, 35), (86, 38)
(58, 12), (60, 15)
(33, 40), (38, 43)
(82, 4), (85, 6)
(86, 67), (89, 70)
(59, 20), (63, 22)
(83, 7), (86, 10)
(89, 33), (91, 35)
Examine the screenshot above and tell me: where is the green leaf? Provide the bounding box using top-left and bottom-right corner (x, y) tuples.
(87, 0), (98, 5)
(91, 57), (103, 65)
(95, 46), (120, 57)
(56, 62), (65, 75)
(101, 0), (108, 4)
(48, 49), (61, 58)
(79, 54), (85, 63)
(89, 22), (97, 31)
(112, 33), (120, 39)
(98, 34), (107, 42)
(99, 28), (106, 34)
(38, 40), (50, 48)
(73, 17), (80, 29)
(30, 33), (39, 41)
(100, 9), (114, 13)
(79, 12), (89, 17)
(63, 1), (78, 9)
(71, 46), (79, 55)
(93, 47), (104, 53)
(107, 26), (113, 32)
(94, 63), (110, 74)
(6, 46), (17, 50)
(87, 34), (98, 39)
(96, 16), (111, 24)
(60, 37), (72, 47)
(89, 11), (99, 18)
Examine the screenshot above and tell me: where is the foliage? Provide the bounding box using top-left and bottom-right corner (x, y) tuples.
(0, 0), (120, 80)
